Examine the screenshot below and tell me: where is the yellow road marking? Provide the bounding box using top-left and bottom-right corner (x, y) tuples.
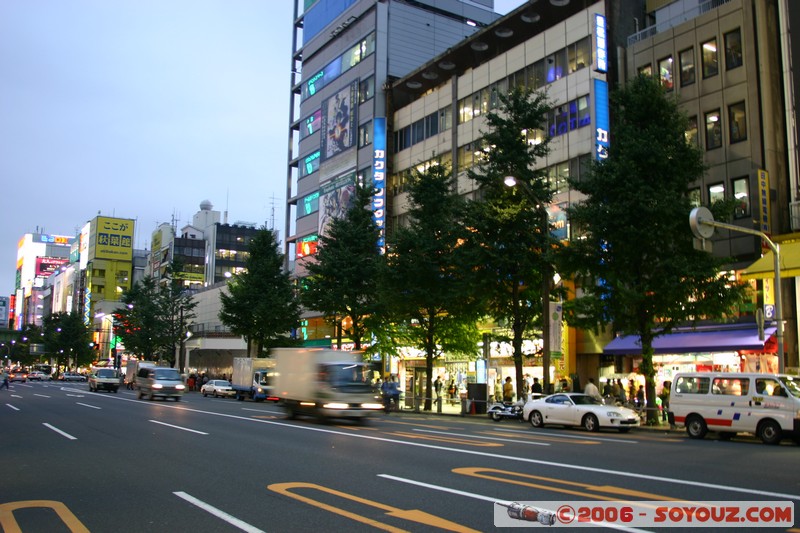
(453, 467), (680, 501)
(389, 431), (502, 447)
(0, 501), (90, 533)
(268, 482), (479, 533)
(486, 431), (601, 445)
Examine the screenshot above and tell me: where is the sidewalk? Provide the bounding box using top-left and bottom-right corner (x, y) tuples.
(391, 396), (680, 432)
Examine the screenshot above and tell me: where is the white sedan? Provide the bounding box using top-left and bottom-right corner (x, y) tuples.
(522, 393), (640, 433)
(200, 380), (235, 398)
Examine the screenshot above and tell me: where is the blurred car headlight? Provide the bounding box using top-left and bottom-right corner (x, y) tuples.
(322, 403), (348, 409)
(153, 384), (163, 389)
(176, 384), (185, 390)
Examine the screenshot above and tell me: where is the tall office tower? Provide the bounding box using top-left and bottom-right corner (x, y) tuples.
(286, 0), (500, 345)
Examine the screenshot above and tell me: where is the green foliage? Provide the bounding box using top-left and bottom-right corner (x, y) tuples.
(301, 183), (383, 350)
(559, 75), (749, 422)
(380, 161), (483, 409)
(219, 228), (301, 354)
(114, 276), (168, 361)
(463, 87), (557, 394)
(42, 312), (93, 372)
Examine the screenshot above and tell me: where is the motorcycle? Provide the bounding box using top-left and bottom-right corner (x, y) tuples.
(487, 399), (525, 422)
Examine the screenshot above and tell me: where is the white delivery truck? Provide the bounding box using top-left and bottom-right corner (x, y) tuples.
(125, 360), (156, 390)
(273, 348), (383, 420)
(669, 372), (800, 444)
(231, 357), (277, 402)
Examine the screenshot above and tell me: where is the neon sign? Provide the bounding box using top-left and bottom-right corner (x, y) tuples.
(595, 14), (608, 73)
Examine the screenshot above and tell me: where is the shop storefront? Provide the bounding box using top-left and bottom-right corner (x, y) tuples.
(603, 324), (778, 397)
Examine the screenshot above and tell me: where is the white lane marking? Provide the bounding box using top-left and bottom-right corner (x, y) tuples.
(174, 491), (265, 533)
(76, 402), (101, 410)
(413, 428), (550, 446)
(70, 389), (800, 501)
(492, 427), (639, 444)
(43, 423), (77, 440)
(11, 394), (23, 398)
(241, 407), (283, 414)
(149, 420), (208, 435)
(379, 474), (650, 533)
(6, 404), (20, 411)
(34, 393), (51, 398)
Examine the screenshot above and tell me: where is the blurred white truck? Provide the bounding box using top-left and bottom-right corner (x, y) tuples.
(231, 357), (277, 402)
(272, 348), (383, 420)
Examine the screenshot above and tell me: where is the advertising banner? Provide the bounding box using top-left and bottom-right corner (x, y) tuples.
(321, 81), (357, 160)
(35, 257), (68, 278)
(92, 216), (134, 261)
(318, 171), (356, 238)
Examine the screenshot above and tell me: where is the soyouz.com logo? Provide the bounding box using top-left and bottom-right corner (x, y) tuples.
(494, 501), (794, 528)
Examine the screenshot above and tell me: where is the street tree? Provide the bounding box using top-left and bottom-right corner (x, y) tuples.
(42, 312), (93, 374)
(114, 276), (168, 362)
(301, 183), (383, 350)
(381, 162), (482, 410)
(219, 227), (301, 356)
(159, 260), (198, 371)
(559, 74), (749, 424)
(463, 87), (557, 398)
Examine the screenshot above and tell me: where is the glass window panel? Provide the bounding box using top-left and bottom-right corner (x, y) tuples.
(679, 48), (695, 86)
(689, 188), (701, 207)
(572, 36), (591, 72)
(725, 28), (743, 70)
(530, 59), (546, 89)
(685, 115), (698, 146)
(472, 92), (482, 118)
(708, 182), (725, 204)
(732, 177), (750, 218)
(458, 97), (472, 124)
(638, 64), (652, 76)
(659, 56), (674, 91)
(439, 106), (452, 131)
(702, 38), (718, 78)
(705, 110), (722, 149)
(728, 101), (747, 143)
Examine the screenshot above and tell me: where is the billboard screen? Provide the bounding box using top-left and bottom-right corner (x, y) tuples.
(35, 257), (68, 278)
(318, 171), (356, 238)
(321, 81), (357, 160)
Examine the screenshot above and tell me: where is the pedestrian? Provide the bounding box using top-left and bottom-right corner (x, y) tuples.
(658, 381), (671, 422)
(531, 377), (543, 397)
(448, 379), (457, 405)
(617, 379), (627, 404)
(434, 376), (443, 400)
(636, 385), (645, 414)
(602, 380), (614, 397)
(0, 369), (9, 390)
(584, 377), (602, 402)
(521, 376), (530, 401)
(502, 376), (514, 402)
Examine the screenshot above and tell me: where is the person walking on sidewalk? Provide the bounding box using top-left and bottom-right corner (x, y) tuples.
(0, 369), (9, 390)
(502, 377), (514, 403)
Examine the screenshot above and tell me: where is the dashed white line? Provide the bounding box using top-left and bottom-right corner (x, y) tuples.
(43, 423), (77, 440)
(6, 404), (20, 411)
(34, 393), (51, 398)
(149, 420), (208, 435)
(76, 402), (101, 410)
(174, 491), (264, 533)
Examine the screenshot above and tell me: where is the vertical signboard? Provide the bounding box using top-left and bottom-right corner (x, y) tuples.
(593, 78), (610, 161)
(594, 14), (608, 73)
(321, 81), (358, 160)
(757, 169), (771, 237)
(372, 117), (387, 254)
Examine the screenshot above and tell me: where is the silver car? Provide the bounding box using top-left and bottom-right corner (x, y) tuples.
(201, 379), (235, 398)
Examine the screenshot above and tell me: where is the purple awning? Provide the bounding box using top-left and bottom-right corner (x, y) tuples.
(603, 326), (776, 355)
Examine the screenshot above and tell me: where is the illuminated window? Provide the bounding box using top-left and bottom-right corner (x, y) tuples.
(688, 188), (701, 207)
(658, 56), (674, 91)
(638, 64), (652, 77)
(732, 177), (750, 218)
(358, 121), (372, 148)
(704, 110), (722, 150)
(701, 38), (718, 78)
(708, 182), (725, 204)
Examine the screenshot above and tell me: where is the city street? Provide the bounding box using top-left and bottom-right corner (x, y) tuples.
(3, 380), (799, 532)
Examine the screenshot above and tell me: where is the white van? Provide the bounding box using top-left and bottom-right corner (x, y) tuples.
(669, 372), (800, 444)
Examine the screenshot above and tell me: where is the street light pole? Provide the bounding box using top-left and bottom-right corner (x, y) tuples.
(690, 207), (784, 372)
(505, 176), (553, 393)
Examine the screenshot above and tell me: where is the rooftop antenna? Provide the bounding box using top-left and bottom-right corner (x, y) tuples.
(269, 194), (276, 230)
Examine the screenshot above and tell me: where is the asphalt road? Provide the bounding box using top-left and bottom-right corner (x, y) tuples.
(2, 381), (799, 532)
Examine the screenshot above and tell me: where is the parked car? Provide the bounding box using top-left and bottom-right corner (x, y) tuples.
(60, 372), (87, 382)
(522, 392), (640, 433)
(27, 371), (50, 381)
(200, 379), (235, 398)
(9, 369), (28, 382)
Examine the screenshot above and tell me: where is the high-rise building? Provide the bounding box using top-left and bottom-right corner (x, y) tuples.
(285, 0), (501, 345)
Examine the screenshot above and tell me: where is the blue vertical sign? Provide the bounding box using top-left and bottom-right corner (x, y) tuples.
(372, 117), (387, 254)
(593, 78), (609, 161)
(594, 14), (608, 73)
